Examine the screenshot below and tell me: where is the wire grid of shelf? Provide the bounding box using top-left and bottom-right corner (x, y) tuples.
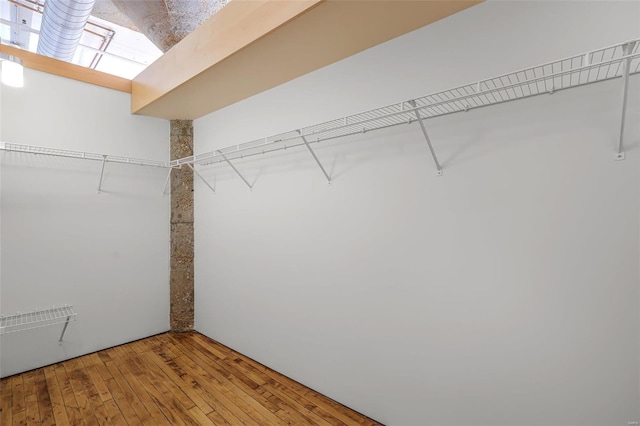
(0, 305), (77, 335)
(174, 39), (640, 167)
(0, 142), (172, 168)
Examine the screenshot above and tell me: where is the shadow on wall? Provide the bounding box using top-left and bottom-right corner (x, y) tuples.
(0, 154), (170, 197)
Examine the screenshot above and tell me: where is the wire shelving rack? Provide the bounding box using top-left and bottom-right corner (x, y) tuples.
(0, 142), (172, 168)
(1, 39), (637, 190)
(0, 305), (77, 343)
(0, 142), (174, 193)
(173, 38), (640, 185)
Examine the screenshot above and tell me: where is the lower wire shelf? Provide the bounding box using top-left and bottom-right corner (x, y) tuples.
(0, 305), (77, 343)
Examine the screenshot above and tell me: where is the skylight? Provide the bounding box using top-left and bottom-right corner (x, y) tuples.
(0, 0), (162, 79)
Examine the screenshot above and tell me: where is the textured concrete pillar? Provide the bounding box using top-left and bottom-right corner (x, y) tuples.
(170, 120), (194, 331)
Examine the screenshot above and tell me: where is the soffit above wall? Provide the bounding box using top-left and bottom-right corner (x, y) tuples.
(131, 0), (482, 120)
(0, 42), (131, 92)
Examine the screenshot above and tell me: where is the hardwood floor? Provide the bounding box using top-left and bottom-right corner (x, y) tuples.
(0, 332), (381, 425)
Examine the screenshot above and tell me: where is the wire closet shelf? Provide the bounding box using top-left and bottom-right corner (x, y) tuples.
(0, 305), (77, 343)
(0, 142), (172, 169)
(173, 38), (640, 168)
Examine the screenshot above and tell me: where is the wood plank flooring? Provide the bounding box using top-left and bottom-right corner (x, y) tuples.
(0, 332), (381, 425)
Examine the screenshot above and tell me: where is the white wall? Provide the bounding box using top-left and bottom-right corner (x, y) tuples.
(194, 1), (640, 425)
(0, 68), (170, 377)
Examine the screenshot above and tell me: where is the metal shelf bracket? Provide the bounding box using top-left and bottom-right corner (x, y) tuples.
(297, 130), (332, 184)
(187, 164), (216, 194)
(616, 40), (637, 161)
(217, 150), (253, 190)
(408, 100), (443, 176)
(162, 168), (172, 195)
(97, 155), (107, 192)
(58, 315), (72, 344)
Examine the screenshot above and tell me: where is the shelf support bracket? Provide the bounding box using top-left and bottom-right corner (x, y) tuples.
(162, 168), (172, 195)
(409, 100), (443, 176)
(187, 164), (215, 194)
(58, 316), (71, 344)
(297, 130), (332, 184)
(97, 155), (107, 192)
(616, 41), (637, 161)
(217, 150), (253, 190)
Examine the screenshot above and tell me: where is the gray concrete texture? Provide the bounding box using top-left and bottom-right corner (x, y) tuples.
(170, 120), (194, 332)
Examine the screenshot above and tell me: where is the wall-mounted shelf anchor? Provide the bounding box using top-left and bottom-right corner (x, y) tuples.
(98, 155), (107, 192)
(187, 164), (216, 194)
(162, 168), (173, 194)
(616, 40), (637, 161)
(297, 130), (332, 184)
(408, 100), (443, 176)
(217, 150), (253, 190)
